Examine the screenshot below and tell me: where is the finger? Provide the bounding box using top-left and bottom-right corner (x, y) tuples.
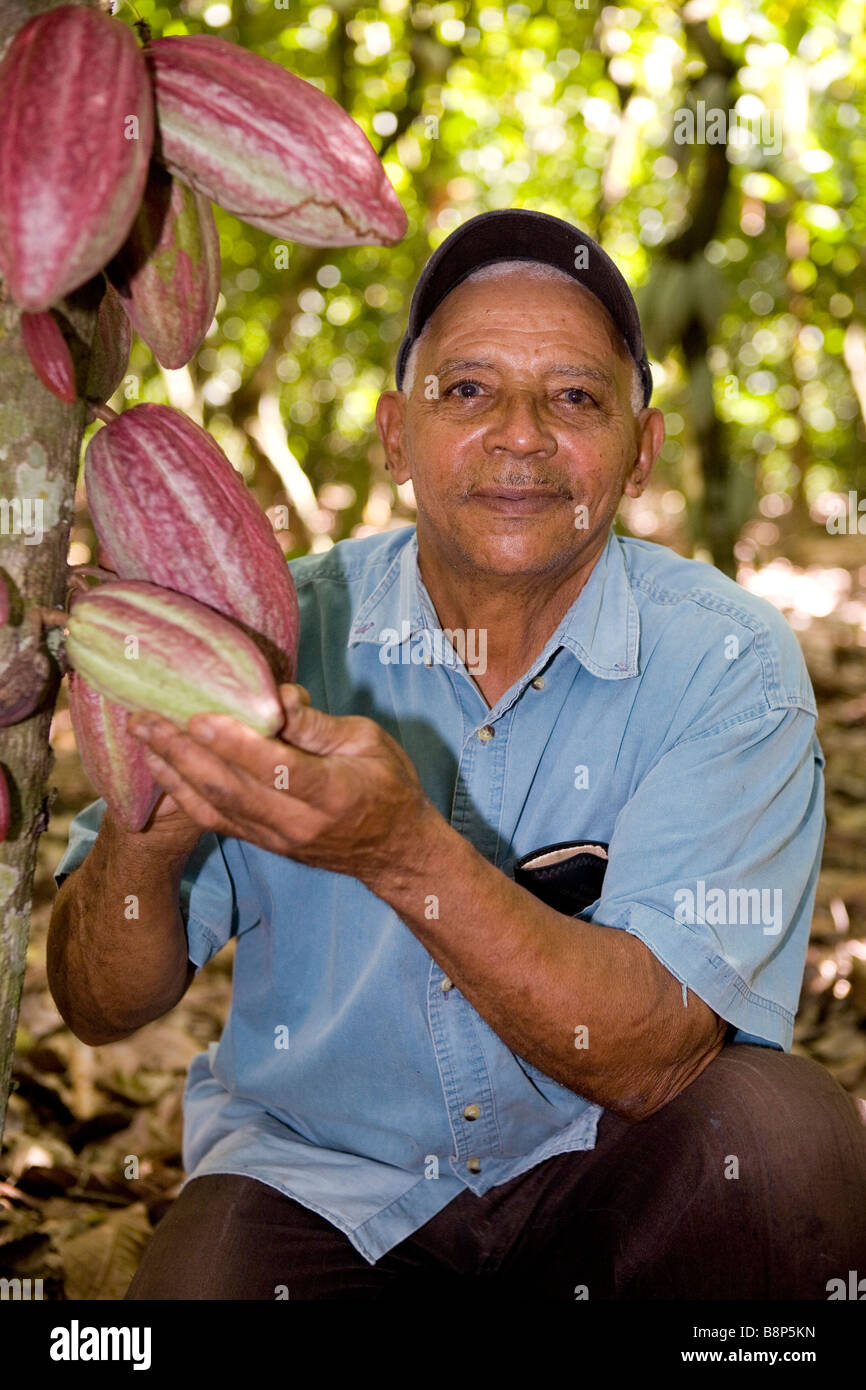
(278, 682), (312, 713)
(141, 749), (293, 854)
(278, 699), (365, 756)
(184, 712), (325, 800)
(141, 719), (330, 840)
(128, 708), (171, 739)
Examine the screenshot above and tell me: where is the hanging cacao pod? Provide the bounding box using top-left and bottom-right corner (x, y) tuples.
(0, 607), (51, 728)
(0, 5), (153, 310)
(145, 34), (406, 247)
(84, 403), (300, 682)
(61, 580), (285, 737)
(68, 670), (161, 833)
(106, 162), (220, 370)
(85, 280), (133, 404)
(20, 310), (76, 403)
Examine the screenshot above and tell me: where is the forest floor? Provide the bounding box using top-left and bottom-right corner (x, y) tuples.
(2, 524), (866, 1298)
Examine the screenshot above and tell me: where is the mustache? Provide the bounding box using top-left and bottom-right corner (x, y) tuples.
(463, 472), (574, 496)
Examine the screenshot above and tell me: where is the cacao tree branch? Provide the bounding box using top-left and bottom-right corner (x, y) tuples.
(0, 0), (104, 1144)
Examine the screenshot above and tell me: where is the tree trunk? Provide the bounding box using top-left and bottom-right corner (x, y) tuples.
(0, 0), (101, 1143)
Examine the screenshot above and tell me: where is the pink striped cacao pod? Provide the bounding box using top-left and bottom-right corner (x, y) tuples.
(85, 280), (133, 404)
(62, 580), (285, 738)
(0, 766), (9, 842)
(68, 669), (161, 833)
(145, 34), (406, 247)
(0, 604), (51, 728)
(20, 310), (76, 403)
(85, 404), (300, 683)
(0, 5), (153, 311)
(106, 162), (220, 370)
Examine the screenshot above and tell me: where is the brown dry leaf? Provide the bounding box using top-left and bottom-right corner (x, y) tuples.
(90, 1022), (201, 1077)
(829, 804), (866, 835)
(58, 1202), (152, 1301)
(810, 1022), (866, 1065)
(0, 1206), (43, 1248)
(2, 1132), (80, 1182)
(97, 1068), (177, 1107)
(99, 1084), (184, 1167)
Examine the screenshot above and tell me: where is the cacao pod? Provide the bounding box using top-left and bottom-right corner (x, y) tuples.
(0, 607), (51, 728)
(85, 280), (133, 403)
(84, 403), (300, 682)
(68, 670), (161, 832)
(20, 310), (76, 403)
(0, 766), (8, 842)
(106, 162), (220, 370)
(0, 5), (153, 311)
(62, 580), (285, 737)
(145, 34), (406, 247)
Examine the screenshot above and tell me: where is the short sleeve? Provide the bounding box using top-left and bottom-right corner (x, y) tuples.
(584, 705), (825, 1051)
(53, 798), (262, 972)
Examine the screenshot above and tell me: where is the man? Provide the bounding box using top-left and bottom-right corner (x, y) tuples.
(49, 209), (866, 1300)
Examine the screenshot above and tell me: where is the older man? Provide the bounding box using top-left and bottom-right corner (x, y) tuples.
(49, 209), (866, 1300)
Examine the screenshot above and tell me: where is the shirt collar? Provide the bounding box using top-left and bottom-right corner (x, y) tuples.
(348, 525), (640, 680)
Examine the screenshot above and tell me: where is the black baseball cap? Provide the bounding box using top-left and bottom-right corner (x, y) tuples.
(395, 209), (652, 407)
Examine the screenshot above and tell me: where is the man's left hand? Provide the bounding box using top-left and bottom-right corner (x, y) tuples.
(127, 684), (433, 886)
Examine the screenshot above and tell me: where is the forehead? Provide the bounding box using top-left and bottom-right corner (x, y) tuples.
(422, 269), (629, 366)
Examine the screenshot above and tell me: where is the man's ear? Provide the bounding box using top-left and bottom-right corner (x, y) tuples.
(623, 406), (665, 499)
(376, 390), (411, 485)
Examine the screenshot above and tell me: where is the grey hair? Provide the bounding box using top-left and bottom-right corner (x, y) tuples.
(401, 258), (645, 414)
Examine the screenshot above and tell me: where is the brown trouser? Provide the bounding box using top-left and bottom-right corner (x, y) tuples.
(125, 1044), (866, 1300)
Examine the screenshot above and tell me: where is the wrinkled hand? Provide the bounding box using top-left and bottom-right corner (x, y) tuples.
(126, 684), (433, 888)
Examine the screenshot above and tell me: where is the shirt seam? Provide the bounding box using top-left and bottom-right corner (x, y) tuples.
(626, 569), (815, 713)
(608, 902), (795, 1028)
(670, 699), (816, 750)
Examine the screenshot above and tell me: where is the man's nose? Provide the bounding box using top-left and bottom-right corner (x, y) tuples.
(482, 390), (557, 456)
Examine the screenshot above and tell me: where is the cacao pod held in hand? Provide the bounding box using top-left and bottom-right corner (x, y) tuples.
(68, 670), (161, 833)
(62, 580), (285, 738)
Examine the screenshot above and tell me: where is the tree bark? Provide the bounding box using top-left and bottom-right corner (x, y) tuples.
(0, 0), (102, 1143)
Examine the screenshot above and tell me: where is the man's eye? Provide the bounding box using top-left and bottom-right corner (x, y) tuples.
(443, 379), (483, 399)
(560, 387), (596, 406)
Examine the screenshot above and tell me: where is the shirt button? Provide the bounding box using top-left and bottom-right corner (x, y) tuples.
(531, 675), (545, 690)
(463, 1104), (481, 1121)
(467, 1157), (481, 1173)
(477, 725), (495, 742)
(441, 976), (454, 992)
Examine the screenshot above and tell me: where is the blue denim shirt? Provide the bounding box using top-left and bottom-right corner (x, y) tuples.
(54, 525), (825, 1264)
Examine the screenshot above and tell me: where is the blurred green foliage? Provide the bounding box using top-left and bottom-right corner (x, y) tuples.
(83, 0), (866, 572)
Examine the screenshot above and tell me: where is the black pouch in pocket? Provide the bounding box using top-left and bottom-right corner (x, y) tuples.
(513, 841), (609, 916)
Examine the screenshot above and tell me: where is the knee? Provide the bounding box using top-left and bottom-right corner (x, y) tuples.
(651, 1043), (866, 1210)
(609, 1044), (866, 1295)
